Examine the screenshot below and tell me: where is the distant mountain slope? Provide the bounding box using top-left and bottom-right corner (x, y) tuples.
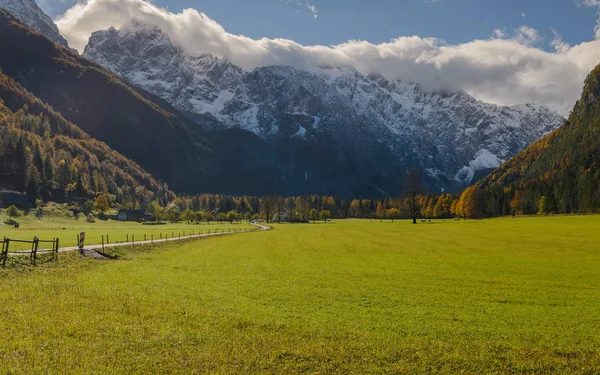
(0, 8), (218, 194)
(84, 23), (565, 191)
(0, 0), (68, 47)
(476, 63), (600, 215)
(0, 70), (173, 205)
(0, 9), (401, 197)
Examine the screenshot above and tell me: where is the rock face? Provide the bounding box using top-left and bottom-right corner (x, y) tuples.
(84, 23), (565, 193)
(0, 0), (68, 47)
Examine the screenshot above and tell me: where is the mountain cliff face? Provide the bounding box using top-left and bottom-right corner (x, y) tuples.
(0, 0), (68, 47)
(84, 23), (565, 192)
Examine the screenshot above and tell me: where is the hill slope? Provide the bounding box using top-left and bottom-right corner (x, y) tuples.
(476, 64), (600, 215)
(0, 70), (173, 206)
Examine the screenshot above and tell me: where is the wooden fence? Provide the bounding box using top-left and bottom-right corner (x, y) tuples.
(1, 225), (263, 267)
(1, 237), (59, 267)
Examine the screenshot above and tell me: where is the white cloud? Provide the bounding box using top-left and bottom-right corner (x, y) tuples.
(579, 0), (600, 38)
(55, 0), (600, 115)
(307, 3), (318, 19)
(513, 26), (541, 46)
(287, 0), (318, 19)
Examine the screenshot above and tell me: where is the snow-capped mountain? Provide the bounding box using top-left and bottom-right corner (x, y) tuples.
(0, 0), (68, 47)
(84, 23), (565, 191)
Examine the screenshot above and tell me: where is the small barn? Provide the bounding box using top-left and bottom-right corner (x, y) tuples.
(272, 211), (290, 222)
(0, 190), (29, 209)
(117, 209), (148, 222)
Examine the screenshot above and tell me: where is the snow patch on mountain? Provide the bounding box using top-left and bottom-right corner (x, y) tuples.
(454, 150), (504, 184)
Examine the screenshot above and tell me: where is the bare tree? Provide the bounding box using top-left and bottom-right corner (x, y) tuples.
(260, 194), (274, 223)
(404, 168), (423, 224)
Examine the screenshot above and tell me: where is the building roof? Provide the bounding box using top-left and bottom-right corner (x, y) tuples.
(118, 209), (146, 217)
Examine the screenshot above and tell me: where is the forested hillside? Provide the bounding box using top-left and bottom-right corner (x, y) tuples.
(461, 63), (600, 216)
(0, 70), (173, 206)
(0, 8), (224, 194)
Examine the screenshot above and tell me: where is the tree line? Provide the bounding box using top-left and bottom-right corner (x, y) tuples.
(124, 192), (460, 223)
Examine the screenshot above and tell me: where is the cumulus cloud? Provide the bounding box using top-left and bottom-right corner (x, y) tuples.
(55, 0), (600, 115)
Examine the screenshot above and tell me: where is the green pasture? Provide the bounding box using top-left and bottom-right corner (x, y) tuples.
(1, 216), (599, 373)
(0, 214), (253, 251)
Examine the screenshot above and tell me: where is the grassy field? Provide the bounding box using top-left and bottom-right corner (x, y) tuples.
(0, 212), (253, 251)
(1, 216), (599, 373)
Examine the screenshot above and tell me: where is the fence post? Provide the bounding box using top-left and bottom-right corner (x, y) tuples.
(126, 234), (129, 243)
(132, 235), (135, 246)
(102, 235), (105, 252)
(1, 237), (8, 267)
(144, 234), (147, 242)
(107, 234), (109, 244)
(151, 234), (154, 244)
(55, 238), (59, 259)
(32, 237), (39, 266)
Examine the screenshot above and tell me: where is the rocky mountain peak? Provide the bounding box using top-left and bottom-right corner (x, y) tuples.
(0, 0), (68, 47)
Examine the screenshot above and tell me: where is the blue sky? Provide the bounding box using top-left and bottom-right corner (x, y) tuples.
(39, 0), (598, 50)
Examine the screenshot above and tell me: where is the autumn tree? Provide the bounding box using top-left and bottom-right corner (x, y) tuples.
(537, 196), (547, 215)
(227, 210), (238, 223)
(376, 201), (385, 222)
(163, 205), (181, 222)
(94, 194), (110, 214)
(320, 210), (332, 223)
(349, 199), (360, 218)
(260, 194), (275, 223)
(146, 201), (164, 221)
(433, 194), (454, 218)
(309, 208), (319, 223)
(459, 186), (485, 219)
(5, 205), (20, 220)
(82, 200), (95, 215)
(386, 208), (401, 223)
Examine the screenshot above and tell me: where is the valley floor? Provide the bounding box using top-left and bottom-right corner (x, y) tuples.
(1, 217), (599, 373)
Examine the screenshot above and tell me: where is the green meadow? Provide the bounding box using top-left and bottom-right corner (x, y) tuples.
(1, 217), (600, 373)
(0, 213), (253, 251)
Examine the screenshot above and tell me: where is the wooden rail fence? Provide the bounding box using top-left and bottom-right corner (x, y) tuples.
(1, 237), (59, 267)
(1, 224), (266, 267)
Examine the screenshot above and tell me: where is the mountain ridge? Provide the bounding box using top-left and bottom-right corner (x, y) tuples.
(0, 8), (407, 198)
(83, 22), (565, 191)
(471, 63), (600, 215)
(0, 0), (68, 47)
